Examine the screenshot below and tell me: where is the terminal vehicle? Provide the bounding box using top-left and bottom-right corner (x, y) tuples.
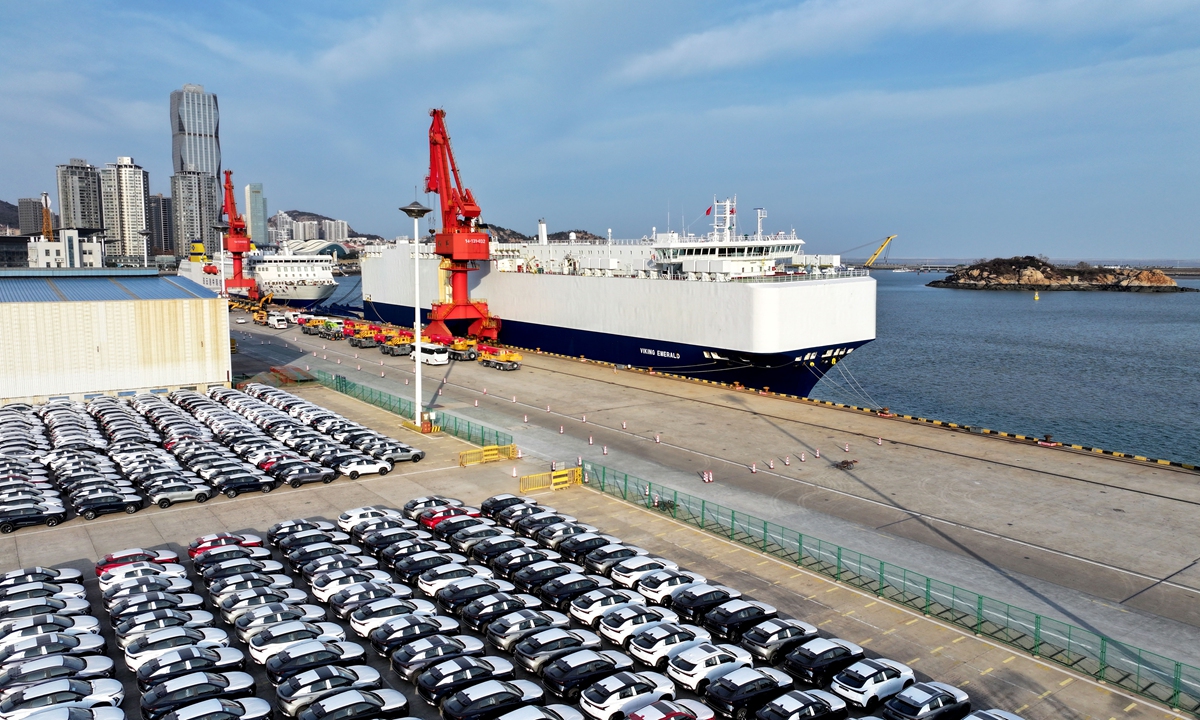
(252, 311), (267, 325)
(413, 345), (450, 366)
(478, 345), (522, 371)
(267, 314), (288, 330)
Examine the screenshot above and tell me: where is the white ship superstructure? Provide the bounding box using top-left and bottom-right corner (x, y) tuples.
(177, 242), (338, 308)
(360, 197), (876, 396)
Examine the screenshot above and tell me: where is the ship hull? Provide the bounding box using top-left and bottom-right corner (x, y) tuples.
(362, 299), (867, 398)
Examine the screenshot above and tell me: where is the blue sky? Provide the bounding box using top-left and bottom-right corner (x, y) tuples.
(2, 1), (1199, 259)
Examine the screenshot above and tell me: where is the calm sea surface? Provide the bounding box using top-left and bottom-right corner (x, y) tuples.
(810, 271), (1200, 464)
(330, 272), (1200, 463)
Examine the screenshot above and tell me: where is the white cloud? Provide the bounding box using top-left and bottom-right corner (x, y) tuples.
(616, 0), (1200, 82)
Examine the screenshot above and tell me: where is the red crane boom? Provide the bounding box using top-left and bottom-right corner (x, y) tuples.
(422, 109), (499, 340)
(220, 169), (259, 299)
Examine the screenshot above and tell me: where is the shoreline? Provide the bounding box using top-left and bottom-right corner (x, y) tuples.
(926, 280), (1198, 292)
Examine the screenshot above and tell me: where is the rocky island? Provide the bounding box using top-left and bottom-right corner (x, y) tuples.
(927, 256), (1194, 292)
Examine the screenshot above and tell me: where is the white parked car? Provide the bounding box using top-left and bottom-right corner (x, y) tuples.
(625, 623), (711, 670)
(665, 642), (751, 693)
(416, 565), (493, 597)
(0, 679), (124, 720)
(348, 597), (437, 637)
(123, 627), (229, 670)
(246, 620), (346, 664)
(635, 571), (707, 606)
(333, 457), (393, 480)
(311, 569), (393, 603)
(579, 671), (675, 720)
(608, 558), (679, 589)
(337, 506), (402, 532)
(97, 562), (187, 591)
(756, 690), (846, 720)
(829, 658), (915, 710)
(570, 589), (645, 628)
(598, 605), (679, 647)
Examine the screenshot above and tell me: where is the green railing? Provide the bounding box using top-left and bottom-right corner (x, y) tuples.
(314, 371), (513, 447)
(581, 459), (1200, 716)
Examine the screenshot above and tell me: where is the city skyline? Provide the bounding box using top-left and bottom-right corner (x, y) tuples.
(2, 2), (1199, 259)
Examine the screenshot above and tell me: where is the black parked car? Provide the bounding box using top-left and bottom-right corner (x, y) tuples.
(703, 666), (793, 720)
(264, 639), (368, 685)
(363, 528), (429, 557)
(212, 473), (278, 498)
(0, 504), (66, 533)
(672, 585), (743, 624)
(881, 682), (971, 720)
(556, 534), (621, 564)
(415, 656), (515, 705)
(470, 537), (537, 565)
(703, 600), (777, 643)
(368, 615), (460, 656)
(779, 638), (865, 687)
(295, 689), (409, 720)
(541, 648), (634, 702)
(512, 562), (579, 594)
(479, 494), (533, 518)
(757, 690), (849, 720)
(438, 679), (545, 720)
(460, 593), (539, 633)
(435, 578), (515, 616)
(538, 574), (613, 611)
(139, 670), (256, 720)
(73, 493), (142, 519)
(135, 647), (247, 691)
(433, 515), (488, 541)
(739, 619), (818, 663)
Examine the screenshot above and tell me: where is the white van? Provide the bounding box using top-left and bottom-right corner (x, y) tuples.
(413, 345), (450, 365)
(267, 313), (288, 329)
(284, 311), (301, 324)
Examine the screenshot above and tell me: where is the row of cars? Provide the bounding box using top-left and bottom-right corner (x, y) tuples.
(0, 385), (425, 533)
(322, 494), (1021, 720)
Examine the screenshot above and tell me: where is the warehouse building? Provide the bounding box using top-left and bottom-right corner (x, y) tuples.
(0, 268), (230, 403)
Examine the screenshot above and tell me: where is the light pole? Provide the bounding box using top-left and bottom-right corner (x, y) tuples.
(401, 201), (432, 429)
(139, 229), (153, 268)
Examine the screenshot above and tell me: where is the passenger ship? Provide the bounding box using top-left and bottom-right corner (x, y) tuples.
(177, 242), (338, 308)
(359, 198), (876, 398)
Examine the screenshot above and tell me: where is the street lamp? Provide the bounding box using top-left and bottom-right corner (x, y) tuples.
(138, 229), (153, 268)
(212, 222), (230, 295)
(400, 201), (433, 430)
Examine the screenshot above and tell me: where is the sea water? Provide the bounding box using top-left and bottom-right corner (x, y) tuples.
(812, 271), (1200, 465)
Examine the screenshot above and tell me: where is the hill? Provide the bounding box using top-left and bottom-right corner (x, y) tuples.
(928, 256), (1191, 292)
(484, 224), (605, 243)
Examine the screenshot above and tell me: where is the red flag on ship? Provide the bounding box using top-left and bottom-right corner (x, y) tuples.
(705, 206), (712, 216)
(730, 207), (736, 214)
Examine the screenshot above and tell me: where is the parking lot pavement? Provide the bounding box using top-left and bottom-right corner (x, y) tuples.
(2, 387), (1182, 720)
(545, 491), (1185, 720)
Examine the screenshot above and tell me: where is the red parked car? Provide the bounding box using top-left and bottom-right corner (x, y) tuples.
(95, 547), (180, 576)
(188, 532), (265, 558)
(418, 505), (481, 529)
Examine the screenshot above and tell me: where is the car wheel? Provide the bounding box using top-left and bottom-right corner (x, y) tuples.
(696, 681), (708, 695)
(655, 657), (667, 670)
(378, 467), (389, 476)
(196, 493), (209, 503)
(0, 523), (13, 534)
(83, 510), (98, 520)
(865, 697), (879, 712)
(735, 709), (749, 720)
(565, 687), (580, 702)
(46, 516), (60, 527)
(290, 480), (302, 489)
(349, 471), (359, 480)
(411, 455), (422, 464)
(225, 489), (239, 499)
(261, 484), (273, 494)
(158, 498), (172, 509)
(125, 504), (139, 514)
(323, 476), (335, 484)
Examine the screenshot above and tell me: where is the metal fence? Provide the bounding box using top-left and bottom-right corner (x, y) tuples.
(314, 371), (514, 447)
(580, 460), (1200, 716)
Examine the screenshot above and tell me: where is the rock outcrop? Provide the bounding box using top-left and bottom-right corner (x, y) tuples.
(927, 257), (1192, 292)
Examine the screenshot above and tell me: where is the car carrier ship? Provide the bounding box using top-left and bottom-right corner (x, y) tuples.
(178, 244), (338, 309)
(359, 194), (875, 398)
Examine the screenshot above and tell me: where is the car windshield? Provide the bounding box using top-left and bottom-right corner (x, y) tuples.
(837, 668), (869, 689)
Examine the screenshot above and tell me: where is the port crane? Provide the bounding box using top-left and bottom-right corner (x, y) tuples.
(422, 109), (500, 340)
(863, 235), (898, 267)
(216, 169), (261, 300)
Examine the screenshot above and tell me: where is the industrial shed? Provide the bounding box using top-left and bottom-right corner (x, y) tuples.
(0, 268), (230, 403)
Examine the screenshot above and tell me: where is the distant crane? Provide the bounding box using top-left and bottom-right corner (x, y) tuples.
(216, 170), (260, 300)
(422, 109), (500, 340)
(39, 193), (54, 242)
(863, 235), (898, 267)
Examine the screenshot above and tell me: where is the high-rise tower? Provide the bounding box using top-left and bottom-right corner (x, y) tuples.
(169, 83), (221, 257)
(56, 159), (104, 231)
(244, 183), (269, 246)
(99, 157), (151, 260)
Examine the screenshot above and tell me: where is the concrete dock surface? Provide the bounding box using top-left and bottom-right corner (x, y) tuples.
(2, 386), (1188, 720)
(233, 322), (1200, 669)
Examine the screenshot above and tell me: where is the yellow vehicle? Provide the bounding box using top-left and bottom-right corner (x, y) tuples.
(252, 311), (267, 325)
(447, 338), (479, 362)
(478, 346), (521, 371)
(229, 338), (238, 354)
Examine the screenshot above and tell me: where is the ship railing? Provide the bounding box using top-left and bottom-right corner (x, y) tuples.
(727, 268), (872, 283)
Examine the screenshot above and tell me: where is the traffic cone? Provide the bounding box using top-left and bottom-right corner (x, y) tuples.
(751, 463), (757, 473)
(357, 365), (361, 370)
(546, 405), (550, 412)
(768, 460), (774, 469)
(512, 396), (516, 402)
(844, 443), (850, 452)
(784, 455), (790, 466)
(588, 436), (593, 445)
(815, 449), (820, 458)
(877, 437), (882, 446)
(512, 467), (517, 478)
(801, 452), (806, 462)
(336, 358), (340, 364)
(483, 388), (487, 395)
(523, 415), (528, 422)
(405, 379), (409, 385)
(654, 434), (661, 443)
(474, 400), (478, 407)
(517, 447), (523, 458)
(559, 426), (564, 434)
(602, 445), (607, 455)
(582, 415), (586, 423)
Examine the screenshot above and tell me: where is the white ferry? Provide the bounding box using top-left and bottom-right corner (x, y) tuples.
(359, 197), (876, 397)
(178, 242), (338, 308)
